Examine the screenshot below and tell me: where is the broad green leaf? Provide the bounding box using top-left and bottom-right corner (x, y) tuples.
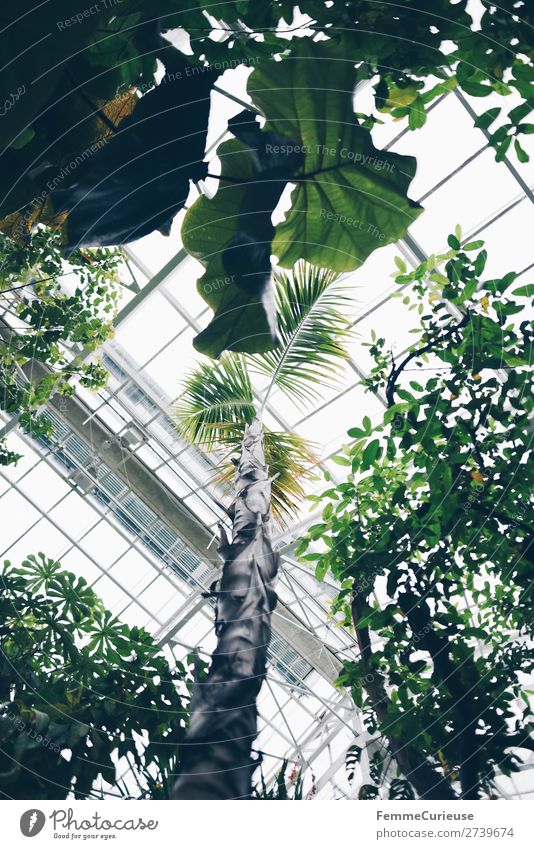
(408, 95), (427, 130)
(474, 107), (501, 130)
(514, 139), (530, 163)
(377, 83), (420, 111)
(348, 426), (367, 438)
(52, 63), (215, 249)
(247, 42), (423, 272)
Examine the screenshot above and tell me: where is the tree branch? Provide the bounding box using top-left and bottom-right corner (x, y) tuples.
(385, 312), (470, 407)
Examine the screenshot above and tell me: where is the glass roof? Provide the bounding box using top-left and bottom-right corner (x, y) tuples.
(1, 64), (534, 800)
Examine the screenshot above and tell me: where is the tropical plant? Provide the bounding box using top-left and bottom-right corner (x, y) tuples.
(190, 1), (534, 160)
(182, 66), (422, 356)
(343, 741), (417, 799)
(4, 4), (531, 358)
(0, 228), (121, 465)
(176, 261), (353, 523)
(0, 553), (194, 799)
(297, 233), (534, 799)
(172, 261), (354, 799)
(0, 2), (215, 244)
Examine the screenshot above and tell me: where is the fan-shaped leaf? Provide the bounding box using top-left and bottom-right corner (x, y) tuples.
(248, 41), (423, 272)
(183, 113), (304, 357)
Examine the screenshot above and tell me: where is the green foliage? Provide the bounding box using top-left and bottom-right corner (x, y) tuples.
(175, 351), (319, 522)
(50, 57), (216, 250)
(192, 1), (533, 163)
(175, 354), (256, 447)
(182, 135), (276, 357)
(299, 234), (534, 798)
(252, 759), (305, 800)
(0, 228), (120, 464)
(250, 262), (353, 407)
(0, 553), (192, 799)
(3, 4), (530, 357)
(182, 118), (303, 356)
(345, 742), (362, 784)
(0, 444), (22, 467)
(248, 41), (423, 271)
(185, 43), (422, 353)
(176, 262), (353, 521)
(0, 1), (211, 238)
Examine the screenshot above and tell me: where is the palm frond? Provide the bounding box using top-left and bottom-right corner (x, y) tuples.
(175, 355), (256, 450)
(249, 260), (355, 410)
(217, 427), (319, 525)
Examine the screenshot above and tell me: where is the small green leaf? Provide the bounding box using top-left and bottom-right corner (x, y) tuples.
(514, 139), (529, 163)
(495, 135), (512, 162)
(348, 426), (367, 438)
(462, 240), (484, 251)
(408, 95), (426, 130)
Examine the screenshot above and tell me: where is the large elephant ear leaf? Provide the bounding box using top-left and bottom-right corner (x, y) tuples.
(248, 41), (424, 272)
(183, 137), (277, 358)
(183, 114), (304, 357)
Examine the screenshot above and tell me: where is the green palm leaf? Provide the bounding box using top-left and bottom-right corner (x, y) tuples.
(250, 260), (354, 411)
(175, 261), (354, 522)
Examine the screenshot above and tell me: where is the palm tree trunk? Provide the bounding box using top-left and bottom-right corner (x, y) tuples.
(173, 417), (279, 799)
